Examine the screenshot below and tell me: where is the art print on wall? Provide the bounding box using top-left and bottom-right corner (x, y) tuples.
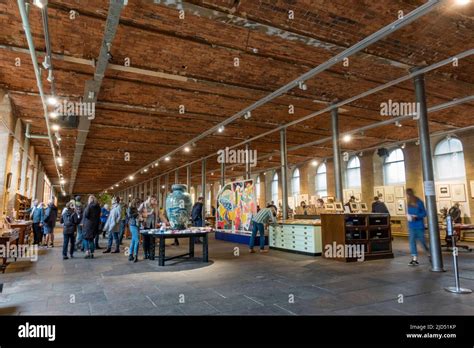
(436, 184), (451, 198)
(395, 186), (405, 198)
(451, 184), (466, 202)
(385, 194), (394, 203)
(396, 199), (406, 215)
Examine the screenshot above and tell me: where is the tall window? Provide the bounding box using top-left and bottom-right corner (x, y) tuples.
(271, 172), (279, 204)
(434, 137), (466, 181)
(383, 148), (406, 185)
(291, 168), (300, 199)
(255, 176), (261, 201)
(346, 156), (361, 188)
(315, 163), (328, 198)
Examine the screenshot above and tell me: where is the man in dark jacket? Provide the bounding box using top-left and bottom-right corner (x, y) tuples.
(82, 195), (102, 259)
(61, 202), (80, 260)
(191, 197), (204, 243)
(27, 199), (44, 245)
(371, 196), (390, 214)
(43, 198), (58, 248)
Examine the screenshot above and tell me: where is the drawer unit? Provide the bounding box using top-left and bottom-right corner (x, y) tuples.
(345, 215), (366, 227)
(269, 224), (322, 255)
(368, 216), (389, 226)
(345, 230), (367, 240)
(368, 227), (390, 239)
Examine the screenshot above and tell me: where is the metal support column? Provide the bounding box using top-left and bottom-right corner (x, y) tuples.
(331, 106), (343, 202)
(412, 67), (444, 272)
(201, 159), (207, 224)
(220, 161), (225, 188)
(245, 143), (251, 180)
(175, 169), (179, 184)
(186, 165), (191, 191)
(157, 177), (161, 209)
(280, 128), (289, 220)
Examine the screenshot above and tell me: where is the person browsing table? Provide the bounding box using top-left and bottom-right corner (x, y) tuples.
(249, 205), (277, 253)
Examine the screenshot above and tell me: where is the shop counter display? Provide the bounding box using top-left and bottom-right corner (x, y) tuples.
(140, 227), (213, 266)
(7, 220), (32, 244)
(269, 220), (322, 256)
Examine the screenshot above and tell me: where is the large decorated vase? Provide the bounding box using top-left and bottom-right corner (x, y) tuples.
(165, 184), (193, 230)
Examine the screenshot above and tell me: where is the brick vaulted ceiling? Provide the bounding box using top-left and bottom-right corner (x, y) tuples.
(0, 0), (473, 194)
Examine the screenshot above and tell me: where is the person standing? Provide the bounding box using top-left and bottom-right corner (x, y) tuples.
(127, 198), (140, 263)
(371, 196), (390, 214)
(98, 204), (110, 248)
(406, 188), (429, 266)
(43, 198), (58, 248)
(249, 205), (276, 253)
(82, 195), (101, 259)
(27, 199), (44, 245)
(138, 195), (157, 259)
(448, 203), (462, 224)
(73, 196), (84, 251)
(103, 197), (122, 254)
(61, 202), (80, 260)
(118, 201), (127, 245)
(191, 196), (204, 244)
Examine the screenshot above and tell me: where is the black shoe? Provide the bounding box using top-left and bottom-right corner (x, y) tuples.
(128, 254), (134, 261)
(81, 248), (84, 252)
(103, 249), (111, 254)
(144, 254), (149, 260)
(95, 246), (102, 250)
(409, 260), (419, 266)
(63, 256), (69, 260)
(133, 255), (138, 263)
(70, 254), (74, 259)
(91, 254), (94, 259)
(112, 249), (120, 254)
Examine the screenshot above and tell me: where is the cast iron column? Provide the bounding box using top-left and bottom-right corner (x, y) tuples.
(186, 165), (191, 191)
(201, 159), (207, 224)
(280, 128), (289, 220)
(157, 177), (161, 209)
(412, 67), (444, 272)
(175, 169), (179, 184)
(245, 143), (251, 180)
(220, 161), (225, 188)
(331, 106), (343, 202)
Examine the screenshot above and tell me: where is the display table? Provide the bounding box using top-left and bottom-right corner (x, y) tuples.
(269, 219), (322, 256)
(0, 229), (19, 273)
(8, 221), (32, 244)
(140, 228), (212, 266)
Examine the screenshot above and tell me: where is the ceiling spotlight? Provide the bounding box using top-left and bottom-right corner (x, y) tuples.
(42, 56), (51, 70)
(217, 126), (225, 133)
(446, 134), (452, 141)
(51, 124), (60, 131)
(455, 0), (470, 5)
(110, 187), (114, 190)
(401, 143), (406, 149)
(311, 160), (318, 167)
(415, 140), (420, 146)
(60, 179), (66, 185)
(161, 185), (165, 189)
(115, 184), (119, 187)
(395, 121), (402, 127)
(129, 175), (134, 180)
(47, 69), (54, 83)
(62, 191), (66, 197)
(342, 134), (352, 143)
(144, 168), (148, 172)
(211, 172), (214, 176)
(298, 81), (307, 91)
(49, 111), (58, 118)
(56, 157), (63, 165)
(33, 0), (48, 9)
(244, 111), (251, 120)
(55, 132), (61, 141)
(47, 96), (58, 106)
(184, 146), (190, 153)
(165, 156), (170, 161)
(129, 194), (132, 197)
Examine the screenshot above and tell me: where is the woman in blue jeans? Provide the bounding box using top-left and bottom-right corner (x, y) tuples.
(406, 188), (430, 266)
(127, 199), (140, 263)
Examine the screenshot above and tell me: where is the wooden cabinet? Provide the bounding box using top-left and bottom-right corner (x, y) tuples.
(14, 194), (31, 221)
(321, 213), (393, 262)
(269, 223), (322, 256)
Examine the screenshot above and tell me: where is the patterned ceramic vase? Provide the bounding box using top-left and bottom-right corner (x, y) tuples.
(165, 184), (192, 229)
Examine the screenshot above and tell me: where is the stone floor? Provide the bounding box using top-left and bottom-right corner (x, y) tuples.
(1, 230), (473, 315)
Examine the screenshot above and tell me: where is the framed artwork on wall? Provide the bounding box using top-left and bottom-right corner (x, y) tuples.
(395, 186), (405, 198)
(360, 203), (368, 212)
(355, 193), (362, 201)
(386, 202), (396, 215)
(396, 199), (406, 215)
(374, 187), (384, 201)
(386, 194), (394, 203)
(436, 184), (451, 198)
(451, 184), (466, 202)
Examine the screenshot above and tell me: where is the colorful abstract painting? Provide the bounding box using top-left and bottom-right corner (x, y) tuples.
(216, 179), (256, 234)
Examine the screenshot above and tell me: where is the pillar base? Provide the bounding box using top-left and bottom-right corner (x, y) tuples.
(444, 286), (472, 294)
(430, 267), (445, 273)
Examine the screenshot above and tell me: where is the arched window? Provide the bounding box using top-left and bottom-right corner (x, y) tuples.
(255, 176), (261, 201)
(315, 163), (328, 198)
(434, 137), (466, 181)
(346, 156), (361, 188)
(383, 148), (406, 185)
(291, 168), (300, 198)
(271, 172), (279, 204)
